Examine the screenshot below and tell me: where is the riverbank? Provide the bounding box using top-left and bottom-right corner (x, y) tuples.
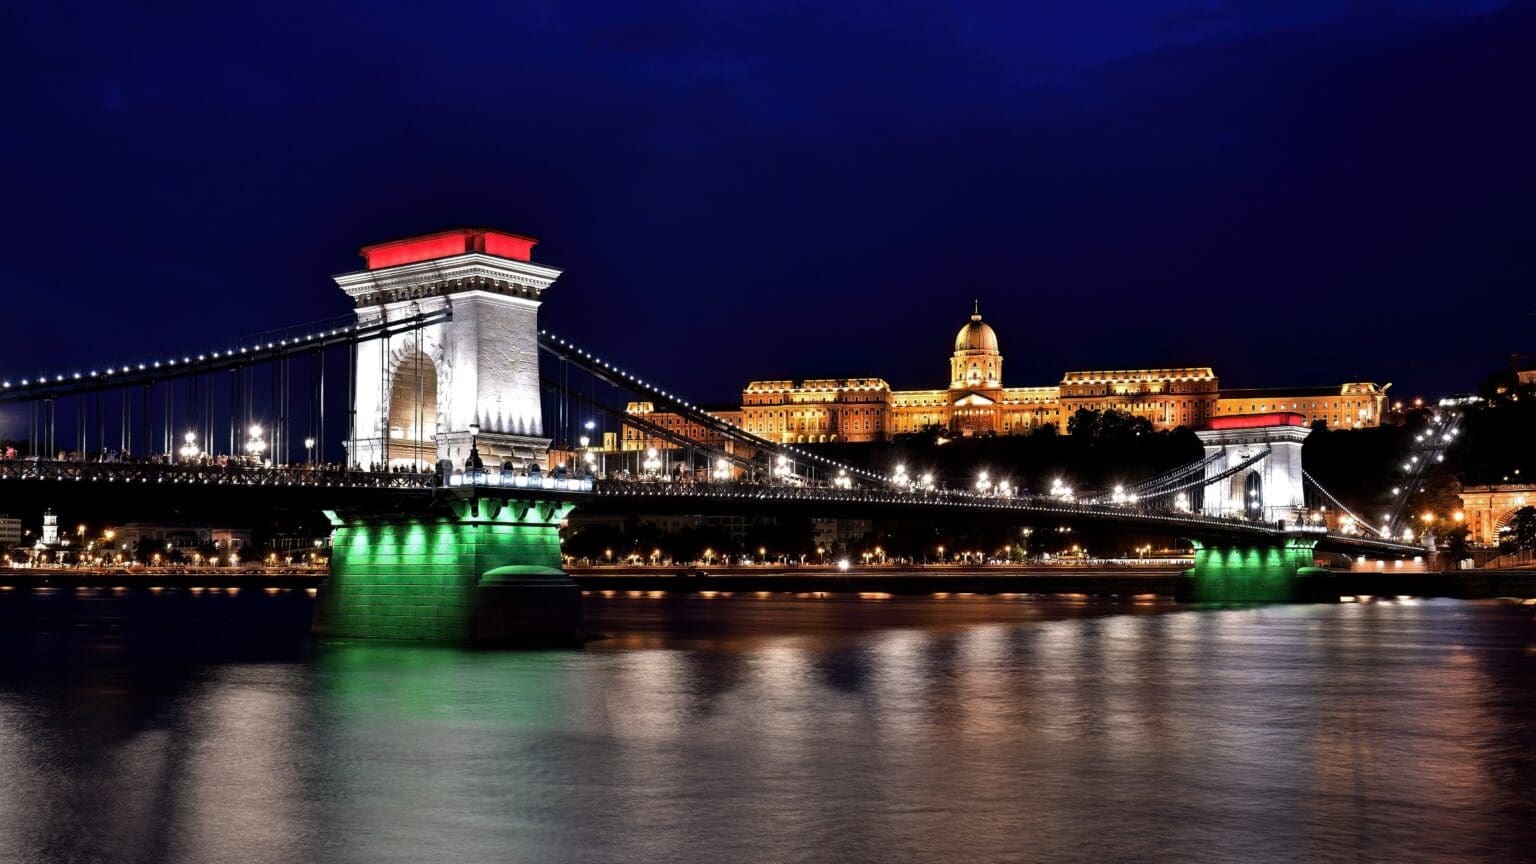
(569, 565), (1536, 599)
(0, 569), (321, 638)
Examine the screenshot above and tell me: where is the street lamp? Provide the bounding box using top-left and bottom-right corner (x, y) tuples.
(304, 437), (316, 465)
(583, 420), (604, 477)
(643, 447), (662, 477)
(179, 431), (200, 462)
(245, 425), (267, 462)
(465, 422), (484, 479)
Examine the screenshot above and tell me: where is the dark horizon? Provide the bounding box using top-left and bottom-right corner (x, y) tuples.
(3, 1), (1533, 413)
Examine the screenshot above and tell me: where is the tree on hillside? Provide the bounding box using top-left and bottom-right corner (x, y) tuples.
(1068, 408), (1153, 441)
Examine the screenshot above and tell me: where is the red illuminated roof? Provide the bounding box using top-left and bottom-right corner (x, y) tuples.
(359, 228), (538, 270)
(1208, 412), (1308, 430)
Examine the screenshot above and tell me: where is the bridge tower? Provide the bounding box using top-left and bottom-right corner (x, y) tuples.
(1195, 412), (1311, 526)
(319, 228), (582, 645)
(1185, 413), (1334, 602)
(334, 228), (562, 471)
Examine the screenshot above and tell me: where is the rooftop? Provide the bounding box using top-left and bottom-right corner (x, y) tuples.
(359, 227), (538, 270)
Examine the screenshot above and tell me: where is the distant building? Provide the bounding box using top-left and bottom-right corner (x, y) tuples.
(1214, 383), (1392, 430)
(0, 516), (20, 551)
(1459, 484), (1535, 546)
(29, 510), (71, 563)
(618, 305), (1390, 448)
(811, 518), (872, 551)
(114, 523), (253, 554)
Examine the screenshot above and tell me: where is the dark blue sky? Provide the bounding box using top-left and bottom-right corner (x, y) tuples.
(3, 0), (1531, 405)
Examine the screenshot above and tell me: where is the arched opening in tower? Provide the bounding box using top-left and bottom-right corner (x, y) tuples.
(387, 349), (439, 470)
(1244, 471), (1265, 520)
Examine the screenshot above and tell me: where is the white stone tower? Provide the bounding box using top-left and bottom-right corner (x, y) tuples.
(1195, 413), (1311, 525)
(335, 228), (562, 470)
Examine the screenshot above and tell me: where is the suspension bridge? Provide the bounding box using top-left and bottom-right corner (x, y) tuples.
(0, 227), (1438, 642)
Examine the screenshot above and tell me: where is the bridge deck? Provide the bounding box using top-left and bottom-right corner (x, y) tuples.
(1, 461), (1422, 556)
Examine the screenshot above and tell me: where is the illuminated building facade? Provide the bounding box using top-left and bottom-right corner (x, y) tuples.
(1459, 484), (1534, 546)
(1213, 383), (1391, 430)
(621, 306), (1391, 447)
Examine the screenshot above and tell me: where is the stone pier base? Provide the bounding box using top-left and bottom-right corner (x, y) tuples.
(315, 495), (582, 645)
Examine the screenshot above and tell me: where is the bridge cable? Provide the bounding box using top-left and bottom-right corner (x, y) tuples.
(1301, 469), (1382, 538)
(538, 331), (889, 485)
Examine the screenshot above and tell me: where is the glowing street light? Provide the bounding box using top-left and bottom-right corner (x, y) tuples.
(304, 437), (316, 465)
(179, 431), (201, 462)
(1050, 478), (1073, 501)
(246, 424), (267, 461)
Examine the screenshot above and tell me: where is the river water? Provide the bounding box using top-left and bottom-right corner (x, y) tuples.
(1, 595), (1533, 864)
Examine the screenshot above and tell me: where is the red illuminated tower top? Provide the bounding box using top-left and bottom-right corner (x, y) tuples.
(358, 228), (538, 270)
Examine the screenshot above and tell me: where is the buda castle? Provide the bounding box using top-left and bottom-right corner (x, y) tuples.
(623, 306), (1389, 448)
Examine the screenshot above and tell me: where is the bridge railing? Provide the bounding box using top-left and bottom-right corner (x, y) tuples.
(0, 458), (436, 489)
(445, 472), (594, 493)
(592, 479), (1272, 525)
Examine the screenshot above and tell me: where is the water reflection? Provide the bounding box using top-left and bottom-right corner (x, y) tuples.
(0, 596), (1530, 863)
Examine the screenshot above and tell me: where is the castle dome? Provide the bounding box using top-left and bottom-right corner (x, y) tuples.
(954, 307), (999, 353)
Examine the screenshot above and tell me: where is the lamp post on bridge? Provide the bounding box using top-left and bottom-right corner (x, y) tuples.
(179, 431), (200, 463)
(584, 420), (602, 478)
(245, 425), (267, 466)
(465, 422), (484, 481)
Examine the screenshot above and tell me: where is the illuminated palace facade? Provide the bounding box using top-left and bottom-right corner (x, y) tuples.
(621, 307), (1389, 449)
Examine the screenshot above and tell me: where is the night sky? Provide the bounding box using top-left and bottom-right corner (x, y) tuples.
(3, 1), (1532, 410)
